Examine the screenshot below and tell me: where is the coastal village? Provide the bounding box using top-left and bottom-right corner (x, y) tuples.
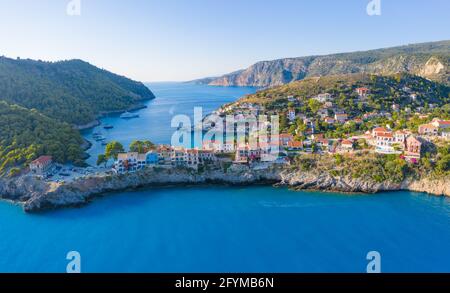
(28, 84), (450, 180)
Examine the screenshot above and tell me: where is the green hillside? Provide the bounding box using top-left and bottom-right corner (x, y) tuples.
(0, 57), (155, 125)
(0, 101), (85, 176)
(241, 73), (450, 115)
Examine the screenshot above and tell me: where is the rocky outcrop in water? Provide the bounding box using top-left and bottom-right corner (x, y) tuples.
(8, 165), (282, 212)
(278, 170), (402, 193)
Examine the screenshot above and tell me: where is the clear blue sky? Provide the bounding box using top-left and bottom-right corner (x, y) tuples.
(0, 0), (449, 81)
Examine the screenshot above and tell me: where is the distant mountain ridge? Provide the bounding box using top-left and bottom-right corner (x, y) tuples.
(196, 40), (450, 87)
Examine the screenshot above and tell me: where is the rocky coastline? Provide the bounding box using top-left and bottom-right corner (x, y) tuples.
(0, 164), (449, 213)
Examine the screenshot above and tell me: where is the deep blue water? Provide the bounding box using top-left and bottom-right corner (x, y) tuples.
(0, 187), (449, 273)
(1, 83), (450, 272)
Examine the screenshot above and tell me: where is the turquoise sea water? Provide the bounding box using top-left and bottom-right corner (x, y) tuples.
(1, 83), (449, 272)
(0, 187), (449, 273)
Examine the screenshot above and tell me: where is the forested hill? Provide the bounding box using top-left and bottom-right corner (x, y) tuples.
(0, 57), (155, 125)
(197, 40), (450, 87)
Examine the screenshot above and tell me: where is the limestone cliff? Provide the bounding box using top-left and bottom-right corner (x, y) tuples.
(203, 40), (450, 87)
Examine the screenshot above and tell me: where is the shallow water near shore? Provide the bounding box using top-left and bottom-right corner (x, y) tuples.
(1, 83), (450, 272)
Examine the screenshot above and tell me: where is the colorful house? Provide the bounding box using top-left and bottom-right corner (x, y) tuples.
(418, 124), (438, 136)
(324, 117), (335, 124)
(279, 133), (294, 147)
(340, 139), (354, 151)
(287, 108), (296, 121)
(145, 151), (159, 165)
(404, 136), (422, 162)
(287, 140), (303, 151)
(431, 118), (450, 130)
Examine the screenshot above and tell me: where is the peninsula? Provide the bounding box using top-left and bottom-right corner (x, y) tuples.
(1, 44), (450, 212)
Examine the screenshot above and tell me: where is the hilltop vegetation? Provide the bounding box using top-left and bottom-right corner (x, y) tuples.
(199, 40), (450, 87)
(0, 57), (155, 125)
(242, 73), (449, 112)
(0, 102), (85, 176)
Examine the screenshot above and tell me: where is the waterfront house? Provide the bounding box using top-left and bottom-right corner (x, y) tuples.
(371, 126), (405, 154)
(137, 153), (147, 170)
(185, 149), (199, 168)
(235, 144), (261, 163)
(171, 147), (186, 166)
(259, 142), (281, 162)
(198, 150), (216, 163)
(30, 156), (54, 177)
(375, 132), (402, 154)
(202, 140), (215, 151)
(404, 136), (422, 162)
(145, 151), (159, 165)
(157, 145), (172, 164)
(203, 140), (235, 153)
(114, 152), (139, 173)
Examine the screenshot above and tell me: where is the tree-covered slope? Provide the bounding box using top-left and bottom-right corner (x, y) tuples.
(235, 73), (450, 115)
(0, 101), (85, 175)
(0, 57), (155, 125)
(201, 40), (450, 87)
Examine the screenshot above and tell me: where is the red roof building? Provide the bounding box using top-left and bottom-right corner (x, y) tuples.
(356, 87), (369, 96)
(30, 156), (53, 176)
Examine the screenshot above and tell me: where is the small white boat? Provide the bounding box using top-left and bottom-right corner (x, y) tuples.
(120, 112), (140, 119)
